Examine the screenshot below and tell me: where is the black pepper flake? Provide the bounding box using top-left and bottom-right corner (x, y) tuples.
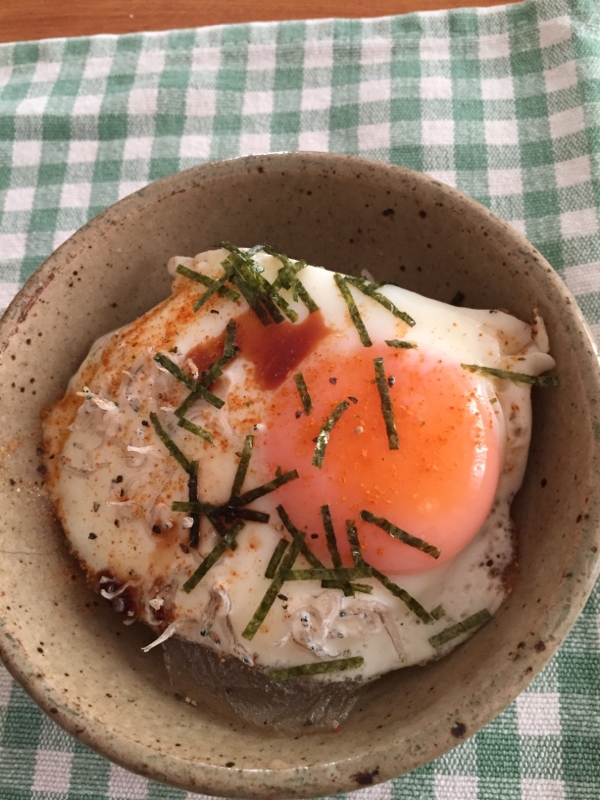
(210, 309), (220, 314)
(180, 543), (190, 554)
(277, 594), (288, 601)
(9, 478), (16, 486)
(225, 762), (235, 768)
(112, 475), (123, 484)
(387, 375), (395, 387)
(451, 722), (466, 738)
(329, 377), (338, 384)
(114, 520), (120, 527)
(348, 396), (358, 404)
(152, 525), (161, 534)
(295, 410), (303, 419)
(93, 502), (100, 512)
(88, 533), (97, 540)
(37, 464), (47, 474)
(141, 420), (149, 427)
(311, 533), (319, 539)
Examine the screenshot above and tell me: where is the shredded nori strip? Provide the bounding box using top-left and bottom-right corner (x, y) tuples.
(153, 353), (197, 390)
(185, 463), (201, 548)
(268, 656), (365, 682)
(149, 412), (195, 474)
(370, 567), (431, 623)
(177, 417), (213, 443)
(321, 504), (353, 596)
(182, 521), (245, 593)
(430, 604), (446, 620)
(204, 511), (239, 551)
(232, 469), (299, 508)
(321, 505), (342, 568)
(230, 435), (253, 498)
(265, 538), (289, 579)
(461, 363), (559, 387)
(385, 339), (417, 349)
(373, 357), (399, 451)
(333, 274), (372, 346)
(345, 520), (366, 566)
(428, 608), (492, 648)
(285, 567), (372, 581)
(176, 263), (240, 301)
(175, 321), (237, 417)
(344, 276), (416, 327)
(192, 262), (236, 312)
(172, 501), (269, 524)
(321, 580), (373, 594)
(242, 535), (304, 640)
(312, 399), (351, 469)
(293, 372), (312, 415)
(265, 247), (319, 313)
(220, 243), (298, 325)
(276, 505), (325, 569)
(360, 510), (440, 559)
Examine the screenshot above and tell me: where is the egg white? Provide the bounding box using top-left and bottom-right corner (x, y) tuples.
(42, 248), (555, 682)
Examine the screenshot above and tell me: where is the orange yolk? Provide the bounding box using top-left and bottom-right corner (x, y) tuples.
(258, 341), (500, 574)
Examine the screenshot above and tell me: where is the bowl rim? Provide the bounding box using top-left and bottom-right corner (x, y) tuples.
(1, 151), (600, 799)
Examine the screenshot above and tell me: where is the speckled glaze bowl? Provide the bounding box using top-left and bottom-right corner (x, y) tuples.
(1, 153), (599, 799)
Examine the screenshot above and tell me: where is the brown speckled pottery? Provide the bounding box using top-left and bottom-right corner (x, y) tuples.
(1, 153), (599, 799)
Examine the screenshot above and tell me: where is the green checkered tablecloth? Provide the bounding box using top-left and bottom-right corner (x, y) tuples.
(1, 0), (599, 797)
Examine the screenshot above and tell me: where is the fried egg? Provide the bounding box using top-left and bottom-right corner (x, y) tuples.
(42, 246), (556, 684)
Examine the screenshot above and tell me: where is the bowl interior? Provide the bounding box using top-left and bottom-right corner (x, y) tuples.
(1, 153), (599, 799)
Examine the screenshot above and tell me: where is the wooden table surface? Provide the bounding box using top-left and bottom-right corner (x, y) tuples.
(1, 0), (514, 44)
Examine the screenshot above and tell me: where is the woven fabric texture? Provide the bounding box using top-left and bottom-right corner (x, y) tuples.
(0, 0), (599, 797)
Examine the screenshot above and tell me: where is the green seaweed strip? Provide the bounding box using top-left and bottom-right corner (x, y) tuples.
(186, 465), (200, 549)
(177, 417), (213, 443)
(221, 243), (298, 324)
(242, 536), (304, 640)
(312, 400), (351, 469)
(205, 511), (239, 552)
(333, 274), (372, 347)
(149, 412), (195, 474)
(385, 339), (417, 349)
(345, 276), (416, 327)
(373, 358), (399, 451)
(345, 520), (366, 567)
(321, 580), (373, 594)
(176, 264), (240, 301)
(320, 504), (353, 596)
(293, 372), (312, 415)
(267, 249), (319, 313)
(192, 262), (236, 312)
(360, 510), (440, 559)
(171, 500), (269, 524)
(321, 505), (343, 568)
(285, 567), (372, 581)
(268, 656), (365, 682)
(461, 364), (559, 387)
(175, 321), (237, 416)
(265, 538), (289, 580)
(232, 469), (299, 507)
(230, 435), (253, 498)
(153, 353), (196, 390)
(182, 521), (244, 593)
(276, 505), (325, 569)
(371, 567), (431, 623)
(430, 605), (446, 621)
(428, 609), (492, 648)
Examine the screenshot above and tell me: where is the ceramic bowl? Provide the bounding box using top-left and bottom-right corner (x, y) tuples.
(1, 153), (599, 799)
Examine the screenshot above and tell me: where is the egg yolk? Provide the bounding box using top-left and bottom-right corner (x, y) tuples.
(258, 340), (500, 574)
